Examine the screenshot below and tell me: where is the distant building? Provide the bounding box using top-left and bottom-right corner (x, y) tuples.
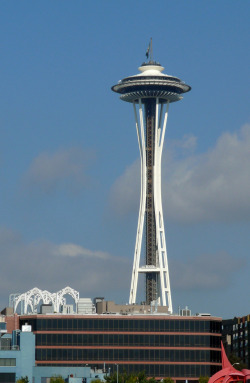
(95, 299), (169, 315)
(222, 315), (250, 367)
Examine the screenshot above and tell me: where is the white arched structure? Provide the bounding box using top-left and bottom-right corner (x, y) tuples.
(54, 286), (79, 313)
(14, 286), (79, 314)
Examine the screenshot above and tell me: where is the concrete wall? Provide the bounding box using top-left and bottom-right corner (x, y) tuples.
(96, 300), (170, 314)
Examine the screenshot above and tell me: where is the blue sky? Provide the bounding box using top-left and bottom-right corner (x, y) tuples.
(0, 0), (249, 318)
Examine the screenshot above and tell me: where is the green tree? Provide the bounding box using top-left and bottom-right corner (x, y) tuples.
(199, 376), (209, 383)
(137, 371), (148, 383)
(17, 377), (29, 383)
(50, 376), (65, 383)
(228, 353), (246, 370)
(162, 378), (174, 383)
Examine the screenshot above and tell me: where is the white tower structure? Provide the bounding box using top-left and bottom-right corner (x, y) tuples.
(112, 56), (191, 313)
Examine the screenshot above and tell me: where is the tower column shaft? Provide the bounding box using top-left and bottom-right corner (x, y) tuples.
(129, 99), (172, 312)
(145, 100), (157, 304)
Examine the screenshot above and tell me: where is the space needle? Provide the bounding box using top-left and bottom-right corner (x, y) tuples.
(112, 42), (191, 313)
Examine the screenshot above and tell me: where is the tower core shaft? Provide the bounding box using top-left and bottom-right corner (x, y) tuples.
(145, 100), (157, 304)
(112, 61), (191, 313)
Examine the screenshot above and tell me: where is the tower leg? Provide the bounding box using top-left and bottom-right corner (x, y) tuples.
(129, 100), (146, 305)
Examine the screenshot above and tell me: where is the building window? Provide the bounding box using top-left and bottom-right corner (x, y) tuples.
(0, 373), (16, 383)
(0, 359), (16, 367)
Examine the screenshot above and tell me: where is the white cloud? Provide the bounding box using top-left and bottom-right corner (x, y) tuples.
(0, 227), (130, 309)
(170, 251), (245, 291)
(110, 124), (250, 223)
(53, 243), (113, 260)
(23, 147), (94, 193)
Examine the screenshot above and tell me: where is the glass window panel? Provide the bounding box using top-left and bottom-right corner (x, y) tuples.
(103, 333), (109, 345)
(190, 320), (194, 332)
(184, 320), (190, 332)
(0, 359), (16, 367)
(119, 320), (124, 331)
(139, 320), (144, 331)
(159, 320), (165, 331)
(180, 320), (185, 331)
(57, 319), (62, 330)
(109, 320), (114, 330)
(68, 319), (72, 330)
(155, 320), (159, 331)
(194, 321), (200, 332)
(155, 334), (159, 346)
(200, 321), (205, 332)
(114, 320), (119, 331)
(103, 319), (109, 330)
(125, 319), (131, 331)
(118, 334), (123, 345)
(165, 320), (169, 331)
(62, 319), (67, 329)
(148, 320), (154, 331)
(204, 321), (210, 332)
(170, 320), (175, 331)
(114, 335), (118, 345)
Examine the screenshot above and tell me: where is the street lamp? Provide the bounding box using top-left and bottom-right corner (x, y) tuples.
(115, 364), (119, 383)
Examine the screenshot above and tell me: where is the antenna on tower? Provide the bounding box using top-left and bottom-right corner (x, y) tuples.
(145, 38), (153, 62)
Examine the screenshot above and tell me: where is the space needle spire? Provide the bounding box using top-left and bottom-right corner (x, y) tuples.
(112, 50), (191, 313)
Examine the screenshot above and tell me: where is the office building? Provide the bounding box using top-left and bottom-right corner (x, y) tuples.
(19, 313), (222, 381)
(223, 315), (250, 367)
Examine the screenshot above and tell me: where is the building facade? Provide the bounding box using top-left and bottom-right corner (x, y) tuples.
(222, 315), (250, 368)
(0, 322), (107, 383)
(20, 314), (222, 381)
(0, 327), (35, 383)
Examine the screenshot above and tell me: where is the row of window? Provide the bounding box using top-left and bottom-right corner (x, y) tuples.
(36, 363), (220, 378)
(122, 76), (182, 84)
(0, 358), (16, 367)
(0, 373), (15, 383)
(36, 348), (221, 362)
(233, 331), (248, 339)
(22, 318), (221, 333)
(36, 333), (221, 348)
(233, 322), (248, 330)
(117, 85), (184, 95)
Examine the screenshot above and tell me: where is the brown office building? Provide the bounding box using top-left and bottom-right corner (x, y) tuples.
(19, 313), (222, 381)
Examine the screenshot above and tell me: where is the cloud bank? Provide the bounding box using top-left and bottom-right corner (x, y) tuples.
(110, 124), (250, 223)
(0, 227), (130, 309)
(23, 147), (94, 194)
(170, 251), (245, 291)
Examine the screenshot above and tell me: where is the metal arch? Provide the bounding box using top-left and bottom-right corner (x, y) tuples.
(14, 287), (53, 314)
(13, 286), (79, 314)
(55, 286), (79, 312)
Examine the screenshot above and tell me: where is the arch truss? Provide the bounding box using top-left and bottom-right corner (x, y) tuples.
(13, 286), (79, 314)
